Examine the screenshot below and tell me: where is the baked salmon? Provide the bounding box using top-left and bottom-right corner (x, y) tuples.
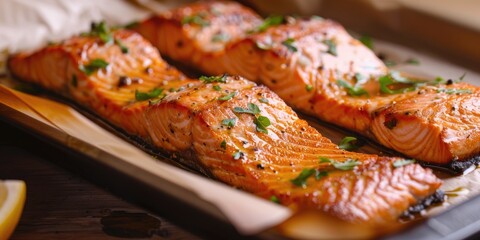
(8, 26), (441, 224)
(134, 1), (480, 166)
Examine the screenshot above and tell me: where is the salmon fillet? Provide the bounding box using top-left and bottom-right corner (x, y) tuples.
(134, 1), (480, 165)
(8, 27), (441, 224)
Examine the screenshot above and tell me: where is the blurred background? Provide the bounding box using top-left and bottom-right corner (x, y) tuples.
(1, 0), (479, 73)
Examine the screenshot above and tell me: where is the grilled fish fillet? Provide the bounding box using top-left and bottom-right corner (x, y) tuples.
(134, 1), (480, 165)
(8, 28), (441, 223)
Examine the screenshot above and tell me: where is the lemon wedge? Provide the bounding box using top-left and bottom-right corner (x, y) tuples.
(0, 180), (26, 240)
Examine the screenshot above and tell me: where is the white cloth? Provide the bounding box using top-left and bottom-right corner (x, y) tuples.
(0, 0), (150, 53)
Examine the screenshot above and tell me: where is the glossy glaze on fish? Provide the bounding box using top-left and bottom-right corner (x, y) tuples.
(8, 28), (441, 223)
(135, 1), (480, 165)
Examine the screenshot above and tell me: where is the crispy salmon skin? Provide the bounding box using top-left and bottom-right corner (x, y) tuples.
(8, 25), (441, 224)
(135, 1), (480, 166)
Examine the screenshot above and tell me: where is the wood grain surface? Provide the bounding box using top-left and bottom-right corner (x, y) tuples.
(0, 122), (201, 240)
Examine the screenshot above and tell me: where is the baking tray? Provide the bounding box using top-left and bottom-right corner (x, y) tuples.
(3, 2), (480, 238)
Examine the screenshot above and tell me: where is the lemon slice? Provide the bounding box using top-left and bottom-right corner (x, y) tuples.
(0, 180), (26, 240)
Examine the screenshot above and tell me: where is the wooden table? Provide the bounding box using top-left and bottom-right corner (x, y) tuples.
(0, 121), (202, 239)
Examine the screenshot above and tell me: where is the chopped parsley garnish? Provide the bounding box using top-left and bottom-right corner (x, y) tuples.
(359, 35), (373, 49)
(234, 103), (270, 134)
(323, 39), (337, 56)
(252, 15), (284, 33)
(80, 58), (109, 75)
(71, 74), (78, 88)
(319, 157), (360, 171)
(232, 150), (243, 160)
(282, 38), (297, 52)
(221, 118), (237, 127)
(405, 58), (420, 65)
(259, 97), (269, 103)
(379, 71), (422, 94)
(305, 84), (313, 92)
(233, 103), (261, 115)
(181, 14), (210, 27)
(89, 21), (113, 44)
(436, 88), (472, 95)
(135, 88), (164, 101)
(220, 140), (227, 150)
(290, 168), (328, 188)
(114, 39), (129, 54)
(211, 32), (230, 42)
(270, 195), (281, 204)
(393, 159), (416, 168)
(218, 91), (237, 101)
(315, 170), (328, 180)
(338, 136), (361, 151)
(336, 79), (368, 97)
(213, 85), (222, 91)
(290, 168), (316, 188)
(254, 116), (271, 133)
(434, 76), (445, 84)
(200, 74), (227, 83)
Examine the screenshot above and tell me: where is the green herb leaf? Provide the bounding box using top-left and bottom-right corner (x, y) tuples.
(393, 159), (416, 168)
(359, 35), (373, 49)
(405, 58), (420, 65)
(379, 72), (421, 94)
(80, 58), (109, 75)
(211, 32), (230, 42)
(323, 39), (337, 56)
(233, 103), (261, 115)
(336, 79), (368, 97)
(232, 150), (243, 160)
(200, 74), (227, 83)
(220, 140), (227, 150)
(253, 15), (284, 33)
(332, 159), (360, 170)
(254, 115), (271, 134)
(282, 38), (297, 52)
(88, 21), (113, 44)
(290, 168), (316, 188)
(319, 157), (360, 171)
(434, 76), (445, 84)
(315, 170), (328, 180)
(436, 88), (472, 95)
(305, 84), (313, 92)
(114, 39), (129, 54)
(181, 14), (210, 27)
(213, 85), (222, 91)
(259, 97), (269, 103)
(270, 195), (281, 204)
(218, 92), (237, 101)
(135, 88), (164, 101)
(338, 136), (361, 151)
(71, 74), (78, 88)
(222, 118), (237, 127)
